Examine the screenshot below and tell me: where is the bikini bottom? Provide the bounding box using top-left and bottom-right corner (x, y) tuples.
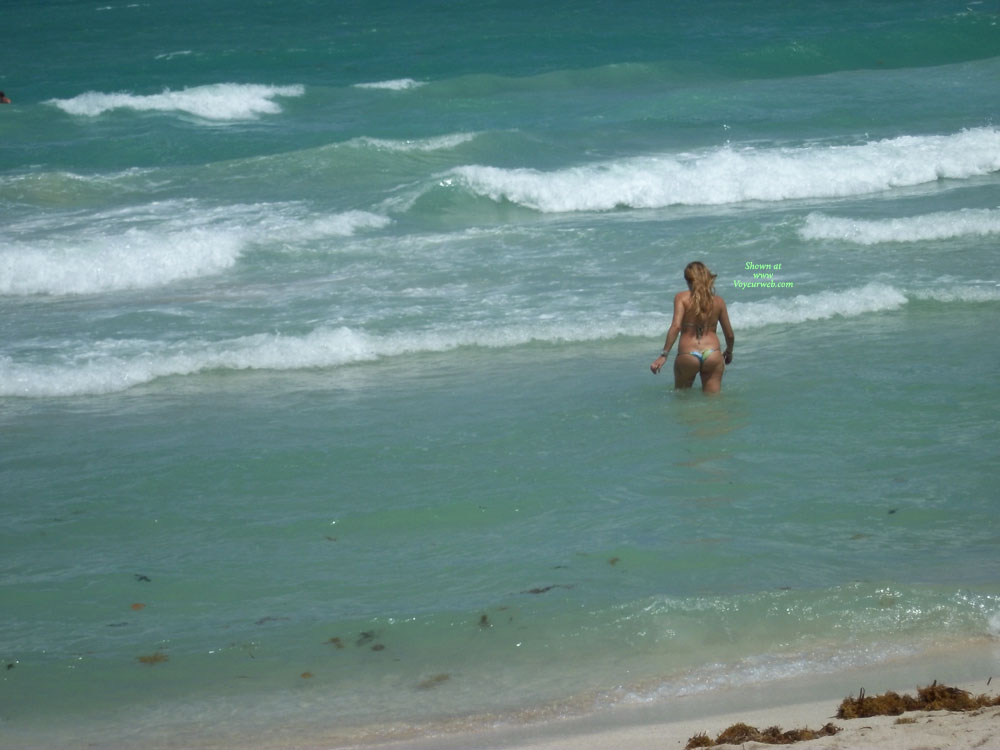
(679, 348), (716, 366)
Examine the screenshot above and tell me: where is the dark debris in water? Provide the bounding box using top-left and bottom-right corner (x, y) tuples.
(137, 651), (169, 666)
(521, 584), (574, 595)
(324, 632), (386, 651)
(255, 616), (290, 625)
(417, 673), (450, 690)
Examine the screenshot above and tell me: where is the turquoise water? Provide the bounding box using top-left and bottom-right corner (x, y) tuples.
(2, 1), (1000, 747)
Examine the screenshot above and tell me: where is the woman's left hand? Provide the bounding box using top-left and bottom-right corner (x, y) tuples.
(650, 355), (666, 374)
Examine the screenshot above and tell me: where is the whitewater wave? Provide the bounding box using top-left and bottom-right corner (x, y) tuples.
(348, 133), (477, 152)
(1, 227), (245, 296)
(47, 83), (305, 121)
(0, 206), (390, 296)
(728, 283), (908, 328)
(353, 78), (426, 91)
(5, 283), (991, 397)
(907, 285), (1000, 303)
(800, 208), (1000, 244)
(446, 128), (1000, 213)
(154, 50), (194, 60)
(262, 210), (391, 244)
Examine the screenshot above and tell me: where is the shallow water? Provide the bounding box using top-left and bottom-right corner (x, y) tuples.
(2, 1), (999, 746)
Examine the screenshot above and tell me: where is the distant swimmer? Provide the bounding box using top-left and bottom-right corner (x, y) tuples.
(650, 261), (734, 394)
(0, 92), (10, 104)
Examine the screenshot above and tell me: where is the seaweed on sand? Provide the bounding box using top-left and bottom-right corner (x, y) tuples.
(837, 681), (1000, 719)
(685, 732), (713, 748)
(685, 722), (840, 750)
(685, 722), (840, 748)
(686, 680), (999, 748)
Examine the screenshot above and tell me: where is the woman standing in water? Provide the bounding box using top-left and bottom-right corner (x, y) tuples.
(650, 261), (734, 393)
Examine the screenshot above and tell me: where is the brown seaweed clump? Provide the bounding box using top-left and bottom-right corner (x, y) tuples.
(137, 651), (168, 665)
(417, 673), (450, 690)
(837, 681), (1000, 719)
(685, 732), (713, 748)
(685, 721), (840, 748)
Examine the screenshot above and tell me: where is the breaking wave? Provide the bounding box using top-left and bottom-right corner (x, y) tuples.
(5, 283), (993, 397)
(800, 208), (1000, 244)
(446, 128), (1000, 213)
(47, 83), (305, 121)
(1, 205), (390, 296)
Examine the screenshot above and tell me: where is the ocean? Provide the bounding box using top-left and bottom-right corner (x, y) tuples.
(2, 1), (999, 747)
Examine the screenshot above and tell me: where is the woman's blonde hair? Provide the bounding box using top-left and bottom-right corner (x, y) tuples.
(684, 261), (717, 324)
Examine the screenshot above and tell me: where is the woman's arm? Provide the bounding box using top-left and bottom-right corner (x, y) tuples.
(650, 292), (686, 374)
(718, 298), (735, 364)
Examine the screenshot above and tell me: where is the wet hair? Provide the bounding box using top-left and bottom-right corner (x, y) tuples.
(683, 261), (717, 324)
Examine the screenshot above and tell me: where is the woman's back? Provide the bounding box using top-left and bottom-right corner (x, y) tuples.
(678, 291), (724, 345)
(650, 261), (735, 393)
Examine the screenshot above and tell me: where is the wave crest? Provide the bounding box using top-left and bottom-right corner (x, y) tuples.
(8, 283), (990, 397)
(1, 227), (245, 296)
(447, 128), (1000, 213)
(729, 283), (907, 328)
(801, 208), (1000, 244)
(349, 133), (477, 152)
(353, 79), (425, 91)
(47, 83), (305, 121)
(1, 206), (390, 296)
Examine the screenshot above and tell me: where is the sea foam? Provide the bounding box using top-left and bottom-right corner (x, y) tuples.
(0, 283), (973, 397)
(353, 79), (426, 91)
(800, 208), (1000, 244)
(47, 83), (305, 121)
(349, 133), (477, 152)
(0, 227), (245, 296)
(1, 206), (390, 296)
(447, 128), (1000, 212)
(728, 283), (908, 329)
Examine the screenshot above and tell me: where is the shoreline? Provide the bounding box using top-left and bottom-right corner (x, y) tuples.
(375, 682), (999, 750)
(490, 684), (1000, 750)
(364, 642), (1000, 750)
(1, 642), (997, 749)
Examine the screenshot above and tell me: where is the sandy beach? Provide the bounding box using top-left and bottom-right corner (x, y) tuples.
(368, 663), (1000, 750)
(501, 681), (999, 750)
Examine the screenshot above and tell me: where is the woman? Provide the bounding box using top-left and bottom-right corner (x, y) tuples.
(650, 261), (734, 393)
